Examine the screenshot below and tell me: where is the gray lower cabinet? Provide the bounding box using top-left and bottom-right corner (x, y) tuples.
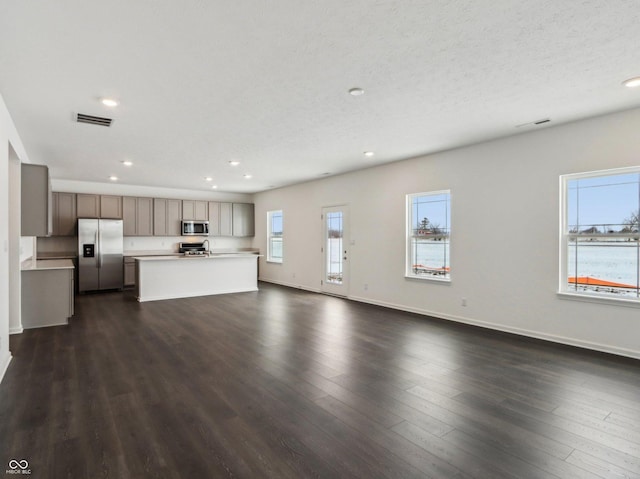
(21, 163), (52, 237)
(21, 266), (74, 328)
(123, 197), (153, 236)
(124, 257), (136, 286)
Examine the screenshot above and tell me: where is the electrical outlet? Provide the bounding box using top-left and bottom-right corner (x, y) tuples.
(461, 298), (467, 307)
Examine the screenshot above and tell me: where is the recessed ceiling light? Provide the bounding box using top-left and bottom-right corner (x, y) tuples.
(364, 151), (375, 157)
(122, 160), (133, 166)
(229, 160), (240, 166)
(623, 77), (640, 88)
(109, 175), (118, 181)
(205, 177), (213, 182)
(244, 174), (252, 179)
(349, 88), (365, 96)
(101, 98), (119, 107)
(211, 185), (218, 189)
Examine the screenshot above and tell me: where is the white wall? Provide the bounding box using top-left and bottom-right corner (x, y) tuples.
(0, 93), (29, 383)
(8, 147), (22, 334)
(254, 107), (640, 359)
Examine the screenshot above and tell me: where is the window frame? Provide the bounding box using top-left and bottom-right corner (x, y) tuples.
(405, 189), (451, 282)
(267, 209), (283, 264)
(559, 166), (640, 306)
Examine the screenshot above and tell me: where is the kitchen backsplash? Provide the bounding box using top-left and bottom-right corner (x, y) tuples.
(122, 236), (252, 252)
(37, 235), (252, 255)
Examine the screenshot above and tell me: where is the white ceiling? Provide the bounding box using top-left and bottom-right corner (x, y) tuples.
(1, 1), (639, 194)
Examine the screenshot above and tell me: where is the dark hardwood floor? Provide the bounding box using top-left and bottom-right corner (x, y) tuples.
(2, 282), (640, 478)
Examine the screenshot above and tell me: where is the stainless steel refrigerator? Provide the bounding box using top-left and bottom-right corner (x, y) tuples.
(78, 219), (124, 292)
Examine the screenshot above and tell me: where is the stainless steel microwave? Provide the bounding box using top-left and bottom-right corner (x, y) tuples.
(181, 220), (209, 236)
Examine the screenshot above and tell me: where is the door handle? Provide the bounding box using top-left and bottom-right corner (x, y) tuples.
(98, 230), (103, 268)
(95, 231), (99, 268)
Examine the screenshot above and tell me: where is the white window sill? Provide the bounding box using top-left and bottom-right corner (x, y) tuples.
(405, 274), (451, 284)
(557, 291), (640, 308)
(266, 260), (283, 264)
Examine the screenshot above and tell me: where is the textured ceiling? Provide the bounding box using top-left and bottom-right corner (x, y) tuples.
(1, 1), (639, 193)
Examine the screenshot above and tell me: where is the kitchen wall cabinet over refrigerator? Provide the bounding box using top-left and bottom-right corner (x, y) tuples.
(77, 194), (123, 219)
(21, 163), (52, 237)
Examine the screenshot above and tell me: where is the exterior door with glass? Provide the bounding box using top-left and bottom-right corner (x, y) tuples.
(321, 205), (349, 296)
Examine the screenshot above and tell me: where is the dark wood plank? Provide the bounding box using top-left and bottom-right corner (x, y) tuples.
(1, 282), (640, 478)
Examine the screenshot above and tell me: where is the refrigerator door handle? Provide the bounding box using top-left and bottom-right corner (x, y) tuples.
(98, 229), (103, 268)
(95, 231), (100, 268)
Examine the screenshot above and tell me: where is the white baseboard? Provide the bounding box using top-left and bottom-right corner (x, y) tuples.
(0, 352), (12, 385)
(348, 294), (640, 360)
(9, 326), (23, 335)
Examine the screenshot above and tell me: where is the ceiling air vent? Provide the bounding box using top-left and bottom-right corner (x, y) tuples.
(76, 113), (113, 127)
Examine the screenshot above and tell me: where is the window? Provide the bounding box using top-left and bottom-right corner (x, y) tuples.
(267, 210), (283, 263)
(406, 190), (451, 280)
(561, 168), (640, 301)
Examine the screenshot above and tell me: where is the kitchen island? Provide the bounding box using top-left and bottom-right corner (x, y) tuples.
(135, 254), (260, 302)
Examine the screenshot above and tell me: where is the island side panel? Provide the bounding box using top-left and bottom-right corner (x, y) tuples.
(136, 256), (258, 302)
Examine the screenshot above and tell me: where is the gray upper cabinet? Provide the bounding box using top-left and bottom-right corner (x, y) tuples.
(76, 194), (100, 218)
(208, 202), (221, 236)
(123, 197), (154, 236)
(137, 198), (153, 235)
(100, 195), (123, 219)
(182, 200), (208, 221)
(21, 163), (52, 237)
(213, 202), (255, 237)
(219, 202), (233, 236)
(77, 194), (122, 219)
(166, 199), (182, 235)
(52, 192), (77, 236)
(123, 197), (137, 235)
(153, 198), (182, 236)
(232, 203), (255, 237)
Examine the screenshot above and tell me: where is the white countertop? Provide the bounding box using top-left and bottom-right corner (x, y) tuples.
(21, 259), (75, 271)
(123, 250), (182, 257)
(124, 249), (260, 257)
(135, 254), (262, 261)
